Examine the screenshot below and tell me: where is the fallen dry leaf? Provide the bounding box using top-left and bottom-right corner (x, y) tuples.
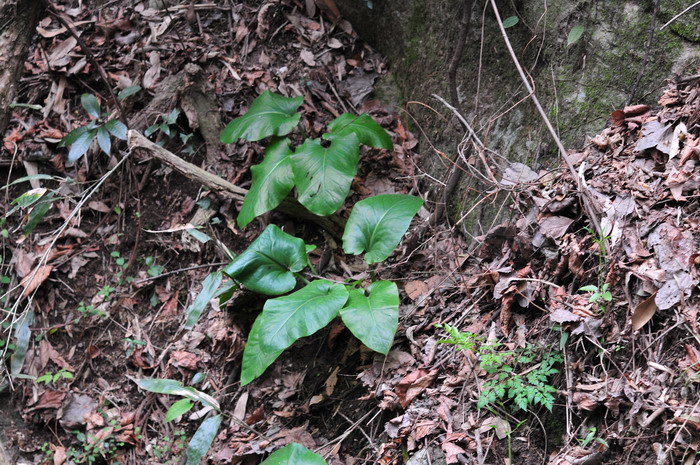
(572, 392), (598, 411)
(442, 441), (467, 464)
(395, 369), (438, 408)
(48, 37), (77, 68)
(315, 0), (340, 20)
(256, 3), (275, 39)
(21, 265), (53, 296)
(52, 446), (67, 465)
(27, 389), (66, 412)
(300, 49), (316, 66)
(325, 366), (339, 396)
(143, 51), (161, 89)
(631, 293), (657, 331)
(170, 350), (199, 370)
(404, 280), (428, 300)
(60, 394), (97, 428)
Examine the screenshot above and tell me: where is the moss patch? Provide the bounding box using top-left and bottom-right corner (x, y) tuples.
(336, 0), (700, 234)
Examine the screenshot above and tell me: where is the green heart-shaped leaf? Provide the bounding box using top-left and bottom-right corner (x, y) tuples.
(223, 224), (308, 295)
(292, 134), (359, 216)
(241, 316), (285, 385)
(258, 280), (348, 352)
(260, 443), (327, 465)
(221, 90), (303, 143)
(185, 415), (222, 465)
(324, 113), (393, 149)
(340, 280), (399, 354)
(237, 138), (295, 228)
(343, 194), (423, 264)
(241, 280), (348, 385)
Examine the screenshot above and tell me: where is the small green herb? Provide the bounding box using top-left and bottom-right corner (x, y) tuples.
(567, 25), (585, 46)
(37, 368), (74, 386)
(503, 16), (520, 28)
(59, 94), (128, 162)
(578, 426), (609, 448)
(437, 324), (561, 412)
(579, 283), (612, 306)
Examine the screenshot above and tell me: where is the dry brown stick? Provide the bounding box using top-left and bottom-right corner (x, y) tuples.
(435, 0), (475, 227)
(627, 0), (661, 106)
(406, 0), (474, 252)
(488, 0), (605, 249)
(127, 130), (344, 236)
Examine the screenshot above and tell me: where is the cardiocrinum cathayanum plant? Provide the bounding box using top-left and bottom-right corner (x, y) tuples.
(189, 91), (423, 385)
(160, 90), (424, 464)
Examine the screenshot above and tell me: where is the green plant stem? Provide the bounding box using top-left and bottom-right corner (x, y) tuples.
(307, 261), (318, 275)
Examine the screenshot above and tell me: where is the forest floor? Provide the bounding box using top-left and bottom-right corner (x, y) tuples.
(1, 1), (700, 465)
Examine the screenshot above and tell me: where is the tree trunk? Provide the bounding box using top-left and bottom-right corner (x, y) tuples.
(0, 0), (45, 135)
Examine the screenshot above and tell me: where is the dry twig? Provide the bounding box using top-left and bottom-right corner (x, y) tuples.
(488, 0), (605, 250)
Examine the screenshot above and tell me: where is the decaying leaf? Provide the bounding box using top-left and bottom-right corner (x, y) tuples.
(20, 265), (53, 296)
(395, 369), (438, 408)
(631, 293), (657, 331)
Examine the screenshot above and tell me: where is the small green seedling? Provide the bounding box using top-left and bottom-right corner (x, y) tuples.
(65, 426), (124, 464)
(503, 16), (519, 28)
(59, 94), (128, 162)
(76, 302), (107, 321)
(145, 109), (194, 153)
(435, 323), (482, 351)
(578, 426), (609, 448)
(36, 368), (74, 385)
(581, 226), (612, 311)
(122, 338), (145, 359)
(97, 285), (116, 299)
(144, 256), (165, 277)
(145, 108), (181, 138)
(567, 25), (585, 46)
(579, 283), (612, 307)
(479, 344), (561, 412)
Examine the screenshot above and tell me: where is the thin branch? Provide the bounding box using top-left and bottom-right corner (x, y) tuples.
(128, 130), (345, 236)
(406, 0), (474, 251)
(132, 262), (228, 285)
(487, 0), (605, 249)
(660, 0), (700, 30)
(627, 0), (661, 105)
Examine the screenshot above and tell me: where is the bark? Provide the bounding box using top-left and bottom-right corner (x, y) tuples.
(0, 0), (45, 135)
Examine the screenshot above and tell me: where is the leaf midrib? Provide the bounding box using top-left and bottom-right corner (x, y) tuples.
(365, 201), (404, 253)
(267, 288), (340, 348)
